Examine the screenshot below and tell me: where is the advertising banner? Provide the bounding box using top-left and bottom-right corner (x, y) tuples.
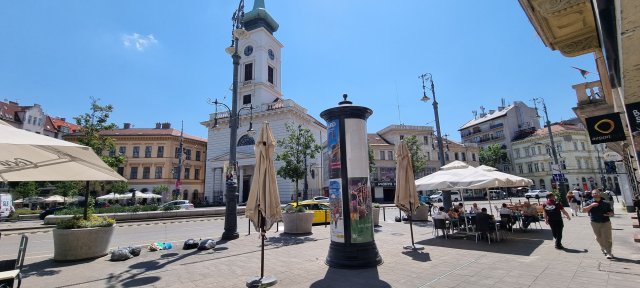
(327, 119), (341, 179)
(348, 177), (373, 243)
(329, 179), (345, 242)
(625, 101), (640, 159)
(585, 113), (626, 144)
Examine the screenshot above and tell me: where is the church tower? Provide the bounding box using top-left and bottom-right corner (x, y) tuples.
(236, 0), (283, 109)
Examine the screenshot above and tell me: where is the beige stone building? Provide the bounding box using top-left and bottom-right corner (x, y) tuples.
(65, 122), (207, 203)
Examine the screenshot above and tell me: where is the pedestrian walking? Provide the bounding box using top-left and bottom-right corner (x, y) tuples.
(543, 193), (571, 249)
(582, 189), (615, 259)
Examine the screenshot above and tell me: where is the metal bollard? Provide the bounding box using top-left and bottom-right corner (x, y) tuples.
(248, 219), (251, 235)
(325, 210), (328, 228)
(382, 206), (386, 221)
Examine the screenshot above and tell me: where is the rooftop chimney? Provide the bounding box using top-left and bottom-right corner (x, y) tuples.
(123, 123), (131, 129)
(161, 122), (171, 129)
(60, 118), (66, 122)
(155, 122), (162, 129)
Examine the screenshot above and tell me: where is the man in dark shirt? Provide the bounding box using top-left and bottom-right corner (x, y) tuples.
(583, 189), (615, 259)
(543, 193), (571, 249)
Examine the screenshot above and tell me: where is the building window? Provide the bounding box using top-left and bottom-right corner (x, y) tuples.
(195, 151), (201, 161)
(581, 142), (586, 150)
(195, 168), (200, 180)
(184, 168), (190, 179)
(173, 166), (179, 179)
(175, 147), (181, 158)
(445, 153), (450, 161)
(399, 135), (404, 140)
(461, 152), (466, 161)
(534, 163), (540, 172)
(244, 63), (253, 81)
(379, 151), (385, 160)
(518, 164), (523, 174)
(577, 158), (582, 169)
(155, 166), (163, 179)
(423, 136), (429, 144)
(454, 152), (459, 160)
(472, 153), (476, 162)
(145, 146), (152, 158)
(133, 146), (140, 158)
(117, 167), (124, 176)
(28, 115), (32, 124)
(525, 148), (530, 157)
(185, 149), (192, 160)
(130, 167), (138, 179)
(539, 179), (546, 189)
(109, 148), (116, 157)
(238, 135), (255, 146)
(119, 146), (126, 156)
(537, 146), (542, 155)
(514, 148), (520, 158)
(268, 66), (274, 84)
(560, 159), (567, 169)
(142, 167), (150, 179)
(243, 94), (251, 105)
(531, 147), (536, 155)
(427, 152), (430, 161)
(573, 142), (578, 150)
(540, 163), (545, 171)
(157, 146), (164, 158)
(387, 151), (393, 161)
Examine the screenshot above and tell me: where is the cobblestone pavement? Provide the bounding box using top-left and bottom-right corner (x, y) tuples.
(10, 204), (640, 288)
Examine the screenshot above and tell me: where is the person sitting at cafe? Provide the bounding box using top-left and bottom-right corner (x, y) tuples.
(432, 206), (450, 220)
(521, 202), (538, 231)
(457, 202), (466, 214)
(469, 203), (480, 214)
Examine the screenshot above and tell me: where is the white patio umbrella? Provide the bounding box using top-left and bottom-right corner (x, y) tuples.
(476, 165), (534, 210)
(140, 192), (162, 199)
(394, 141), (422, 250)
(96, 192), (122, 201)
(0, 120), (126, 182)
(415, 161), (505, 191)
(245, 123), (281, 287)
(44, 195), (66, 203)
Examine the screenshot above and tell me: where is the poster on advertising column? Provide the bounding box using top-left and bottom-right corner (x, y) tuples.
(327, 119), (341, 179)
(329, 179), (344, 242)
(348, 177), (373, 243)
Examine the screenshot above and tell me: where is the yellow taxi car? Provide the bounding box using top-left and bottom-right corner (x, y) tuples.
(283, 200), (331, 224)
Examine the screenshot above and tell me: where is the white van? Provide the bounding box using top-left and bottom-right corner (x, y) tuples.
(429, 191), (461, 202)
(1, 193), (13, 217)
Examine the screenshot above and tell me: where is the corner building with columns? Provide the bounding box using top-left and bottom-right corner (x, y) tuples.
(201, 1), (326, 204)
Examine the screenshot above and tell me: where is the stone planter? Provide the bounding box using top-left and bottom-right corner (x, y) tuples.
(282, 212), (314, 234)
(372, 207), (380, 226)
(412, 205), (429, 221)
(53, 225), (115, 261)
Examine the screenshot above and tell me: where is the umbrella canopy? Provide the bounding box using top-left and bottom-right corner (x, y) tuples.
(44, 195), (66, 203)
(394, 142), (419, 213)
(140, 192), (162, 199)
(476, 165), (534, 187)
(245, 123), (282, 232)
(0, 120), (126, 182)
(415, 161), (505, 190)
(96, 192), (122, 200)
(13, 197), (44, 204)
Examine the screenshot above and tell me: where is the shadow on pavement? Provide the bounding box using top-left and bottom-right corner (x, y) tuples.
(415, 235), (545, 256)
(562, 248), (588, 254)
(264, 234), (320, 249)
(310, 267), (391, 288)
(401, 250), (431, 262)
(22, 257), (100, 279)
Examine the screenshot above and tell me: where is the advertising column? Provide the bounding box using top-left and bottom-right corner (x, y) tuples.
(320, 94), (382, 269)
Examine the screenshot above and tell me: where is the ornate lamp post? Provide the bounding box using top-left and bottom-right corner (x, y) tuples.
(420, 73), (450, 209)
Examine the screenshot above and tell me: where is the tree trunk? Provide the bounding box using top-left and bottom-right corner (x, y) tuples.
(82, 181), (90, 220)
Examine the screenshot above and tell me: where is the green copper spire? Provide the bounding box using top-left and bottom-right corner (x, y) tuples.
(242, 0), (279, 33)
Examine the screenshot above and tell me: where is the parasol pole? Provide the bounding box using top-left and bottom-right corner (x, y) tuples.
(260, 211), (265, 279)
(409, 202), (415, 247)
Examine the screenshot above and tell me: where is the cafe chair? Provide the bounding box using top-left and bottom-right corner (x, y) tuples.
(432, 218), (449, 239)
(0, 235), (28, 288)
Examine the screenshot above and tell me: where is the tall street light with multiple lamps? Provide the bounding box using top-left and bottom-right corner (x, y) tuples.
(420, 73), (450, 208)
(532, 97), (568, 206)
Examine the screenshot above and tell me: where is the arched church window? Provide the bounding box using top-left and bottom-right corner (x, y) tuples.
(238, 135), (255, 146)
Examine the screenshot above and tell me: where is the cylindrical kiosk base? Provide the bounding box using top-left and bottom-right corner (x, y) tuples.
(326, 241), (383, 269)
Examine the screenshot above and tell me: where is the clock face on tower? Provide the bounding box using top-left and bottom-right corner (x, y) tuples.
(268, 49), (275, 60)
(244, 45), (253, 56)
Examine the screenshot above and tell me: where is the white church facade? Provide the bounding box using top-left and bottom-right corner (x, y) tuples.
(201, 1), (326, 204)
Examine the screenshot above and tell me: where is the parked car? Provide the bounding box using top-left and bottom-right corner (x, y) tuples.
(283, 201), (331, 224)
(312, 196), (329, 203)
(1, 193), (13, 218)
(525, 189), (550, 199)
(429, 191), (461, 202)
(159, 200), (194, 210)
(39, 206), (67, 220)
(488, 190), (507, 200)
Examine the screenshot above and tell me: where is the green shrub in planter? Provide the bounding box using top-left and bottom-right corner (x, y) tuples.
(56, 215), (115, 229)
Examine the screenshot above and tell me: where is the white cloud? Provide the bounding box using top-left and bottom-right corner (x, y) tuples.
(122, 33), (158, 51)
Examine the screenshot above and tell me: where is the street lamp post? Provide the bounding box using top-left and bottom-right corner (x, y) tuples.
(420, 73), (450, 209)
(533, 97), (568, 206)
(217, 0), (246, 241)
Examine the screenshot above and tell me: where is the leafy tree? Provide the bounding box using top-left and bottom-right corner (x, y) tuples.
(110, 181), (129, 193)
(74, 97), (126, 169)
(152, 184), (169, 195)
(55, 181), (80, 202)
(276, 123), (322, 205)
(15, 181), (38, 200)
(73, 97), (125, 219)
(404, 135), (427, 177)
(479, 144), (509, 168)
(368, 143), (375, 174)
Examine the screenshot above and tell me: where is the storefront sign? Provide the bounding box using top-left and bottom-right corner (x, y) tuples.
(585, 113), (626, 144)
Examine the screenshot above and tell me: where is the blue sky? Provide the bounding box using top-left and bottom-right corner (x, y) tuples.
(0, 1), (597, 141)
